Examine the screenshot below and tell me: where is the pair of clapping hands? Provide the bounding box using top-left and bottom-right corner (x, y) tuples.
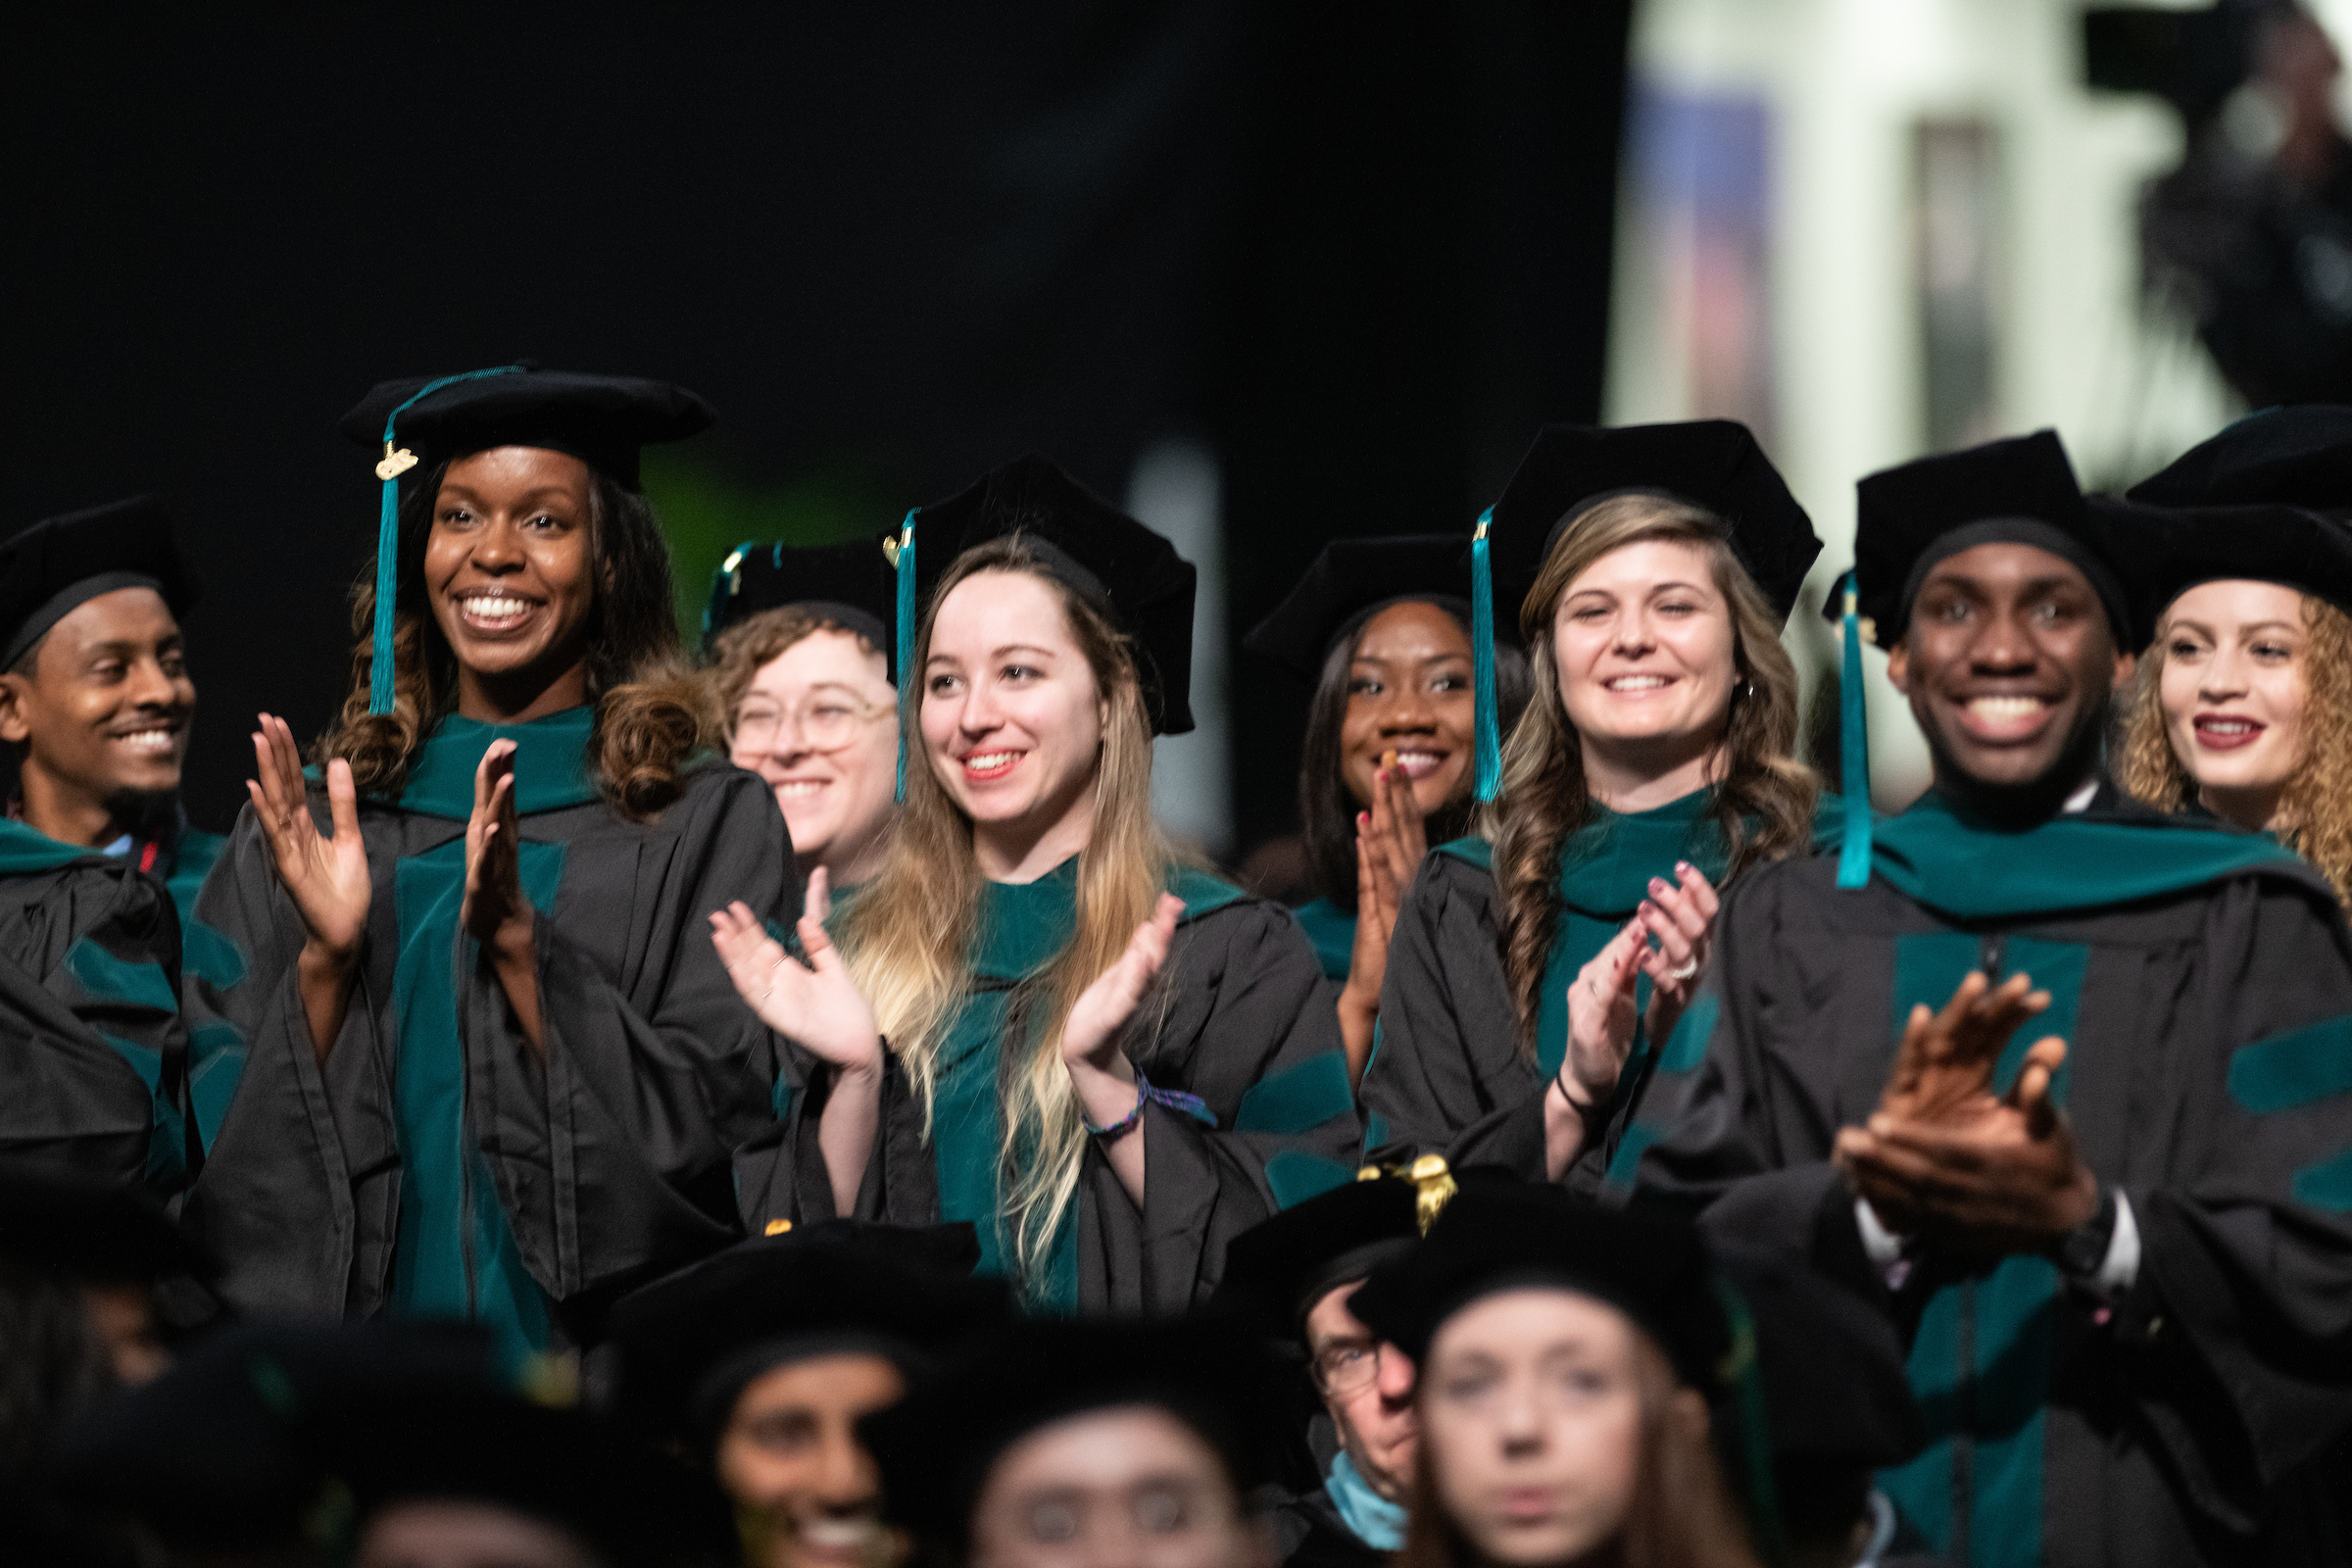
(1835, 970), (2101, 1260)
(710, 871), (1186, 1089)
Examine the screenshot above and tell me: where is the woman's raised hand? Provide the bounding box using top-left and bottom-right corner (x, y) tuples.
(1063, 893), (1185, 1073)
(710, 867), (882, 1075)
(1562, 915), (1645, 1111)
(247, 712), (369, 958)
(1631, 860), (1719, 1047)
(461, 740), (530, 952)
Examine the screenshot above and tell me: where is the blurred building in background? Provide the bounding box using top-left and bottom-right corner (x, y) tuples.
(1603, 0), (2352, 808)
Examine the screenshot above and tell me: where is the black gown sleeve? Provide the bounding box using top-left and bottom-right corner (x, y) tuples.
(459, 763), (798, 1306)
(0, 858), (190, 1194)
(178, 800), (392, 1316)
(2122, 874), (2352, 1530)
(1080, 898), (1363, 1311)
(1356, 855), (1529, 1159)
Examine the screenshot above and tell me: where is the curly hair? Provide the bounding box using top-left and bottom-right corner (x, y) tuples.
(1297, 597), (1532, 910)
(2116, 589), (2352, 903)
(1479, 493), (1818, 1054)
(312, 457), (713, 819)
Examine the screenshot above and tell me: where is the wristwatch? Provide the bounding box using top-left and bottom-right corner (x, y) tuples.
(2052, 1185), (2118, 1282)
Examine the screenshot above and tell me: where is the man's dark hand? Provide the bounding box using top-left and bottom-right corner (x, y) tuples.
(1838, 1037), (2098, 1262)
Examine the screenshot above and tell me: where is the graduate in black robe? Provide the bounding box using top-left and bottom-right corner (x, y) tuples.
(183, 367), (794, 1355)
(1624, 430), (2352, 1567)
(718, 457), (1360, 1314)
(1211, 1166), (1436, 1568)
(1359, 421), (1836, 1184)
(0, 497), (211, 1194)
(1242, 536), (1531, 1085)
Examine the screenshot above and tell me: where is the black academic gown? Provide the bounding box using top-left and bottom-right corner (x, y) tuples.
(1360, 790), (1842, 1181)
(1624, 789), (2352, 1568)
(183, 710), (795, 1352)
(0, 819), (191, 1194)
(734, 862), (1363, 1312)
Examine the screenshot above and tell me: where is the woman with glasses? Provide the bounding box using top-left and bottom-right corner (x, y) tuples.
(704, 539), (903, 892)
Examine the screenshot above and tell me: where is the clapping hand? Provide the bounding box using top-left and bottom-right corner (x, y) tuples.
(710, 867), (883, 1077)
(461, 740), (531, 953)
(1837, 1031), (2096, 1255)
(1633, 860), (1718, 1046)
(1064, 893), (1184, 1075)
(1873, 969), (2052, 1123)
(1338, 756), (1429, 1081)
(248, 712), (369, 958)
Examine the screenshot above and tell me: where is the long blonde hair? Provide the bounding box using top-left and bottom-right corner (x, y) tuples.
(1480, 494), (1817, 1052)
(2116, 588), (2352, 904)
(835, 535), (1172, 1290)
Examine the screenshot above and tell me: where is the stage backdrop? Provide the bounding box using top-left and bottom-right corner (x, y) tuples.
(2, 3), (1628, 864)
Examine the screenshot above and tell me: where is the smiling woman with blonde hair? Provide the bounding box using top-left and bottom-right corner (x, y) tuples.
(2113, 498), (2352, 903)
(714, 457), (1358, 1312)
(1358, 421), (1830, 1189)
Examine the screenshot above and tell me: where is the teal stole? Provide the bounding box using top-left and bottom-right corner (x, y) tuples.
(166, 828), (250, 1154)
(927, 858), (1246, 1313)
(1291, 896), (1355, 982)
(381, 708), (598, 1357)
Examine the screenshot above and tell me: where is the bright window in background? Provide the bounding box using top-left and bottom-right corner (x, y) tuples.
(1914, 119), (2004, 454)
(1621, 84), (1779, 443)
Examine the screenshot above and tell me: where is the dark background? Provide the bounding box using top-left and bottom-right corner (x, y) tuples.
(2, 3), (1629, 862)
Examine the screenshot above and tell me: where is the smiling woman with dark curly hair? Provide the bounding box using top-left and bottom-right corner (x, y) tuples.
(180, 367), (796, 1354)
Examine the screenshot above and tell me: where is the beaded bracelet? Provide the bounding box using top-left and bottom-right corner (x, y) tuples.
(1082, 1072), (1217, 1139)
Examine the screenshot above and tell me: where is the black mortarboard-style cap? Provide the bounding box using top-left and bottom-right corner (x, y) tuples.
(337, 364), (715, 491)
(1487, 421), (1822, 630)
(905, 455), (1198, 735)
(53, 1320), (505, 1554)
(2104, 495), (2352, 626)
(607, 1221), (1008, 1458)
(1715, 1246), (1920, 1473)
(1712, 1245), (1921, 1550)
(311, 1378), (735, 1568)
(0, 1163), (206, 1284)
(1242, 535), (1488, 683)
(2128, 406), (2352, 513)
(702, 536), (904, 672)
(1348, 1184), (1729, 1391)
(1209, 1176), (1421, 1346)
(1843, 429), (2137, 647)
(0, 496), (198, 670)
(860, 1316), (1286, 1555)
(338, 364), (714, 717)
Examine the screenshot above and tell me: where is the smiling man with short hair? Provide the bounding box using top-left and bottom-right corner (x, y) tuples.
(1617, 431), (2352, 1568)
(0, 496), (210, 1194)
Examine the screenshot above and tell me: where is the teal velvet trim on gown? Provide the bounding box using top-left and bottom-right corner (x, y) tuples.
(1291, 897), (1356, 982)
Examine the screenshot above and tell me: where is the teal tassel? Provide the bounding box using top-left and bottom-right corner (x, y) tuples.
(1710, 1276), (1788, 1567)
(367, 364), (528, 716)
(893, 508), (918, 804)
(369, 474), (402, 714)
(1471, 509), (1501, 803)
(1836, 575), (1874, 890)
